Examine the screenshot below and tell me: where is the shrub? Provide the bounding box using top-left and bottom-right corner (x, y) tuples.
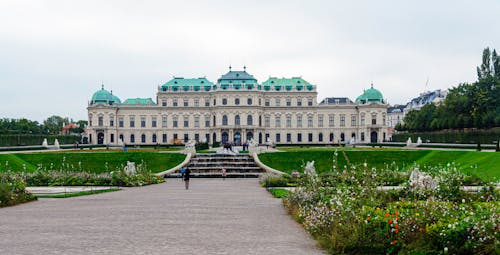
(0, 173), (36, 207)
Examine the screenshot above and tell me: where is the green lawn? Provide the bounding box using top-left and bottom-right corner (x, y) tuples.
(259, 148), (500, 181)
(0, 152), (186, 174)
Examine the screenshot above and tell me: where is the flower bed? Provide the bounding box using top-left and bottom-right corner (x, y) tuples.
(0, 175), (36, 207)
(282, 151), (500, 254)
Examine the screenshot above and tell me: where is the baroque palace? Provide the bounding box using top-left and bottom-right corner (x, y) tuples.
(87, 68), (388, 146)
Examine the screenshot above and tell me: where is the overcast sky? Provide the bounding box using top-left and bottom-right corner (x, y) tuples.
(1, 0), (499, 122)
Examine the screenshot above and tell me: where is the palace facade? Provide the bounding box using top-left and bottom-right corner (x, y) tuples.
(87, 68), (388, 146)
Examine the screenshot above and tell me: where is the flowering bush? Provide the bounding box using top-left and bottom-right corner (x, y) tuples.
(284, 150), (500, 254)
(0, 173), (36, 207)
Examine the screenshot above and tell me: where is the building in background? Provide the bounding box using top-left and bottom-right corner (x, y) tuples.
(87, 68), (388, 146)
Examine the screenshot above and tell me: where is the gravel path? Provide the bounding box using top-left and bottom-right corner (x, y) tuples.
(0, 179), (324, 255)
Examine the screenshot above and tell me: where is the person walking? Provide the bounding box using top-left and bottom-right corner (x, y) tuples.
(184, 167), (191, 190)
(221, 167), (227, 181)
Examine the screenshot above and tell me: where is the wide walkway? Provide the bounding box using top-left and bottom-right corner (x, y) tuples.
(0, 179), (324, 255)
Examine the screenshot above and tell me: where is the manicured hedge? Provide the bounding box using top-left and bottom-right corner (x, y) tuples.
(392, 129), (500, 144)
(0, 134), (82, 146)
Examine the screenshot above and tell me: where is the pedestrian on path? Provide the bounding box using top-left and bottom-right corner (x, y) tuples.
(184, 167), (191, 190)
(221, 167), (226, 180)
(180, 167), (186, 179)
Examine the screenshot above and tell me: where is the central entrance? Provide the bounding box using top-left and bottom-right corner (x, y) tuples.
(222, 132), (229, 144)
(234, 132), (241, 145)
(246, 131), (253, 142)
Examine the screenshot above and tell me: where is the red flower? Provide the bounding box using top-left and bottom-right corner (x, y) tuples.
(384, 213), (390, 218)
(388, 219), (393, 224)
(395, 229), (399, 234)
(395, 224), (399, 229)
(392, 240), (397, 245)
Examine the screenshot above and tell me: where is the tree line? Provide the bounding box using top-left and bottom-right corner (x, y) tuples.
(0, 116), (87, 135)
(397, 48), (500, 132)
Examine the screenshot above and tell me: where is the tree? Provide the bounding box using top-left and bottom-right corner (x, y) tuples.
(43, 115), (69, 134)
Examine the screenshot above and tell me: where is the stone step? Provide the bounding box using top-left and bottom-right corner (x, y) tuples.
(165, 173), (262, 178)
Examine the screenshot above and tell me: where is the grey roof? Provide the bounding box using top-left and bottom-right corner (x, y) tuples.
(218, 70), (257, 82)
(319, 97), (353, 105)
(388, 105), (406, 113)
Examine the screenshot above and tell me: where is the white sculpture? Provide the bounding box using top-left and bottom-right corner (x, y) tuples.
(409, 168), (437, 190)
(124, 161), (136, 175)
(416, 137), (422, 145)
(42, 138), (48, 148)
(54, 139), (60, 149)
(406, 137), (412, 147)
(304, 161), (317, 177)
(248, 138), (260, 154)
(183, 139), (196, 154)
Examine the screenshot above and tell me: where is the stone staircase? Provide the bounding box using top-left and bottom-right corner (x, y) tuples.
(166, 153), (264, 178)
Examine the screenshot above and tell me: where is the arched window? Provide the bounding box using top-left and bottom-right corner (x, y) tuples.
(119, 134), (124, 142)
(141, 134), (146, 143)
(318, 133), (323, 142)
(152, 134), (157, 143)
(222, 115), (228, 125)
(235, 98), (240, 105)
(235, 115), (240, 125)
(329, 133), (334, 142)
(247, 115), (253, 125)
(130, 134), (135, 143)
(222, 98), (227, 105)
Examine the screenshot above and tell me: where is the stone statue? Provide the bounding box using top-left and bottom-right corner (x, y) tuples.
(416, 137), (422, 145)
(54, 139), (60, 149)
(406, 137), (412, 147)
(42, 138), (48, 148)
(304, 161), (317, 177)
(124, 161), (136, 175)
(248, 138), (260, 154)
(409, 168), (437, 190)
(184, 139), (196, 154)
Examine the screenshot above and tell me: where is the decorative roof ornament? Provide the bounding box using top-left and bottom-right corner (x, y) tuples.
(243, 65), (246, 71)
(229, 65), (232, 71)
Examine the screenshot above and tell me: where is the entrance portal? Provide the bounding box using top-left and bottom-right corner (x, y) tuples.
(234, 132), (241, 145)
(370, 131), (378, 143)
(222, 132), (229, 144)
(97, 132), (105, 144)
(246, 132), (253, 142)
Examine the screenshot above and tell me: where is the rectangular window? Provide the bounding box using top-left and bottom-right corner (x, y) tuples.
(276, 133), (281, 143)
(328, 114), (334, 127)
(194, 99), (199, 107)
(173, 133), (178, 140)
(340, 114), (345, 127)
(183, 134), (188, 142)
(129, 116), (135, 128)
(195, 133), (199, 142)
(308, 116), (313, 128)
(109, 118), (114, 127)
(286, 116), (291, 128)
(372, 116), (377, 125)
(275, 98), (280, 107)
(173, 117), (178, 128)
(162, 134), (167, 143)
(194, 117), (200, 128)
(110, 134), (114, 143)
(162, 100), (166, 107)
(265, 116), (270, 127)
(308, 98), (313, 106)
(286, 133), (291, 142)
(265, 99), (270, 107)
(141, 116), (146, 128)
(286, 99), (291, 107)
(205, 100), (209, 107)
(297, 115), (302, 128)
(297, 99), (302, 106)
(183, 100), (188, 107)
(162, 116), (167, 127)
(184, 118), (189, 127)
(275, 116), (281, 128)
(173, 99), (178, 107)
(297, 133), (302, 142)
(98, 116), (103, 126)
(119, 117), (124, 128)
(361, 115), (365, 125)
(152, 116), (157, 128)
(205, 116), (210, 127)
(318, 115), (323, 127)
(351, 115), (356, 127)
(308, 133), (313, 142)
(152, 134), (157, 143)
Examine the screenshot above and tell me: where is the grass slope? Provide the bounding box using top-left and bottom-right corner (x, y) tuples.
(259, 149), (500, 181)
(0, 152), (186, 174)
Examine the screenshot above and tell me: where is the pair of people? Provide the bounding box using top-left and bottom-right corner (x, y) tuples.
(181, 167), (191, 190)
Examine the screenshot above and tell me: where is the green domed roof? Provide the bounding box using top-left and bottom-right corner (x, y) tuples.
(90, 85), (120, 105)
(355, 84), (385, 104)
